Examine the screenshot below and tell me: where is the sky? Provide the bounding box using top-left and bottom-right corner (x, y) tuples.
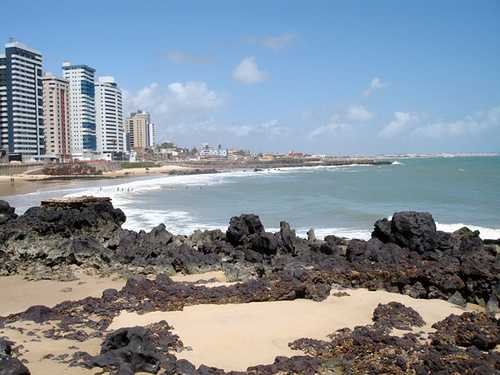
(2, 0), (500, 154)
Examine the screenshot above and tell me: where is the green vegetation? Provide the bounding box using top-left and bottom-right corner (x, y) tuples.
(120, 161), (159, 169)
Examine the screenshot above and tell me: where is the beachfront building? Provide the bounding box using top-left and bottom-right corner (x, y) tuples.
(42, 74), (70, 160)
(199, 143), (228, 159)
(0, 41), (45, 161)
(62, 62), (96, 156)
(95, 76), (124, 157)
(148, 121), (156, 148)
(125, 110), (154, 152)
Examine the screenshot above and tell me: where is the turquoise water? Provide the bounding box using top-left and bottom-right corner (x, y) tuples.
(3, 157), (500, 239)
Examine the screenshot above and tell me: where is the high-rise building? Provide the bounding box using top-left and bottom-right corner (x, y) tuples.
(42, 74), (70, 160)
(95, 76), (123, 155)
(148, 121), (156, 148)
(62, 62), (96, 155)
(126, 110), (154, 151)
(0, 41), (44, 160)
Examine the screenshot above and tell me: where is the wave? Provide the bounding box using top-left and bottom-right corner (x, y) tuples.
(436, 222), (500, 240)
(122, 208), (500, 241)
(391, 161), (404, 165)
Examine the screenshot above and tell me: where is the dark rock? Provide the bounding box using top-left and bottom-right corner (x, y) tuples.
(18, 305), (54, 323)
(0, 200), (17, 225)
(402, 282), (427, 299)
(249, 232), (278, 256)
(390, 212), (437, 253)
(448, 291), (467, 307)
(372, 302), (426, 330)
(0, 338), (30, 375)
(431, 312), (500, 351)
(226, 214), (264, 246)
(278, 221), (296, 254)
(372, 218), (394, 243)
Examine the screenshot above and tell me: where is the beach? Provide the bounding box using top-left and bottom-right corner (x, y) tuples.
(0, 271), (483, 374)
(0, 160), (499, 374)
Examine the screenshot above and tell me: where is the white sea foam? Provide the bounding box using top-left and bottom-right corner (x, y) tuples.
(391, 161), (404, 165)
(436, 222), (500, 240)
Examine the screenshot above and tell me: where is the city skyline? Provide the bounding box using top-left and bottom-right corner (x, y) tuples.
(1, 0), (500, 154)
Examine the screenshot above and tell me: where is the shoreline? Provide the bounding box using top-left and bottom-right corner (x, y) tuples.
(0, 158), (390, 197)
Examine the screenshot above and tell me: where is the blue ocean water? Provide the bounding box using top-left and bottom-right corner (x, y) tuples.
(3, 157), (500, 240)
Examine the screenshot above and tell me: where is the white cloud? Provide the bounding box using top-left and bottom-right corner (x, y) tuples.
(412, 105), (500, 138)
(246, 33), (297, 51)
(379, 112), (417, 138)
(363, 77), (387, 96)
(166, 50), (211, 65)
(233, 57), (267, 84)
(308, 115), (351, 139)
(308, 105), (374, 139)
(225, 120), (288, 137)
(124, 81), (222, 142)
(379, 105), (500, 140)
(346, 105), (374, 122)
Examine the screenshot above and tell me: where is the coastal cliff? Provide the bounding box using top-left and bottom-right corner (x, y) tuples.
(0, 197), (498, 374)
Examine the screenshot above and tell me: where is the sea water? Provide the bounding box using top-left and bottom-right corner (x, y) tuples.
(3, 156), (500, 240)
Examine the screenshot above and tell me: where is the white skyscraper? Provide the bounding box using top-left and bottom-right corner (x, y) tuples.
(62, 62), (96, 155)
(95, 76), (123, 155)
(0, 41), (45, 160)
(148, 122), (156, 148)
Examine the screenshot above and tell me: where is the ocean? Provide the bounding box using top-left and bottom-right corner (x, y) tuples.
(3, 156), (500, 240)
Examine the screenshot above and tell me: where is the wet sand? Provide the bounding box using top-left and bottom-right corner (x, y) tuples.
(0, 165), (191, 197)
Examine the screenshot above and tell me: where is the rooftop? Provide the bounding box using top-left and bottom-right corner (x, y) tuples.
(62, 61), (96, 73)
(5, 41), (42, 56)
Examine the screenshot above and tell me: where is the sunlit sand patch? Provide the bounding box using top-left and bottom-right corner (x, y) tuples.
(109, 288), (471, 371)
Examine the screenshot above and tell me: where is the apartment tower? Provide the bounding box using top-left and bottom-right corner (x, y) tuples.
(126, 110), (153, 151)
(95, 76), (124, 155)
(0, 41), (44, 160)
(62, 62), (96, 155)
(42, 74), (70, 160)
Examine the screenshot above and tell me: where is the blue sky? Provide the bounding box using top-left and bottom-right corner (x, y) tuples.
(2, 0), (500, 154)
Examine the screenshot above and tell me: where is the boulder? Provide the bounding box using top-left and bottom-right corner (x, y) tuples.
(0, 200), (17, 225)
(226, 214), (264, 246)
(390, 212), (437, 254)
(0, 338), (30, 375)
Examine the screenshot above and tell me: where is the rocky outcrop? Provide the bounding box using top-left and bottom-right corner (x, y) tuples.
(291, 308), (500, 375)
(0, 338), (30, 375)
(0, 200), (17, 225)
(431, 312), (500, 351)
(1, 200), (498, 308)
(80, 321), (181, 375)
(372, 302), (426, 330)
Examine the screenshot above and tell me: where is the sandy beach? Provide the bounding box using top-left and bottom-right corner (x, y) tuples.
(0, 272), (480, 374)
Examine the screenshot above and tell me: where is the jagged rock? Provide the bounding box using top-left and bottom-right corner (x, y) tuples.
(372, 302), (426, 330)
(431, 312), (500, 351)
(372, 218), (394, 243)
(402, 282), (427, 299)
(250, 232), (278, 255)
(278, 221), (296, 253)
(82, 322), (181, 374)
(448, 291), (467, 307)
(0, 200), (17, 225)
(0, 338), (30, 375)
(17, 305), (55, 323)
(226, 214), (264, 246)
(390, 211), (437, 254)
(486, 294), (499, 316)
